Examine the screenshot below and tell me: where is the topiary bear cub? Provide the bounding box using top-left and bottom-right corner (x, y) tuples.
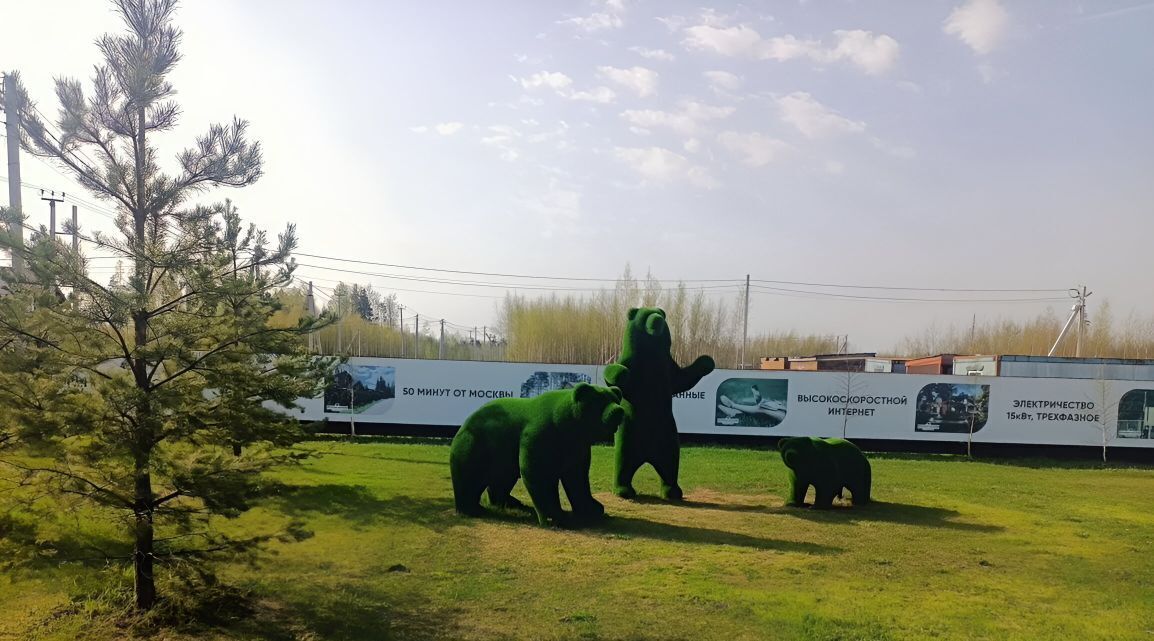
(450, 383), (626, 527)
(778, 437), (871, 509)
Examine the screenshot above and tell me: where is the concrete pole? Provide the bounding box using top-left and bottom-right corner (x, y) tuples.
(740, 274), (750, 369)
(71, 205), (78, 252)
(4, 73), (25, 274)
(439, 319), (445, 359)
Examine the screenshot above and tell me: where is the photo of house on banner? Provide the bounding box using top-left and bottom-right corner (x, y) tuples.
(915, 383), (990, 433)
(1116, 389), (1154, 439)
(715, 378), (789, 428)
(520, 371), (593, 398)
(323, 365), (396, 415)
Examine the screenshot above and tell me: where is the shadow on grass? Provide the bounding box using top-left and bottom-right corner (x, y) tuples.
(591, 514), (840, 554)
(324, 451), (448, 467)
(1, 512), (131, 576)
(219, 587), (465, 641)
(776, 500), (1003, 533)
(272, 483), (456, 531)
(626, 494), (771, 513)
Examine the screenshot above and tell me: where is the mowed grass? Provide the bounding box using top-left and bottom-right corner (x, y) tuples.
(3, 440), (1154, 641)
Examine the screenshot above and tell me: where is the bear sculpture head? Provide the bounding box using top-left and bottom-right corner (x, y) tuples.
(573, 382), (627, 441)
(778, 436), (816, 470)
(622, 307), (672, 355)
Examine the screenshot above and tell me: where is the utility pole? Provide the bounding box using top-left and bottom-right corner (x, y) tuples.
(439, 319), (445, 359)
(1048, 285), (1092, 357)
(336, 290), (343, 354)
(348, 382), (356, 437)
(305, 281), (316, 353)
(1076, 285), (1091, 357)
(414, 314), (419, 357)
(70, 205), (78, 252)
(41, 190), (65, 241)
(482, 325), (487, 361)
(4, 73), (25, 275)
(399, 305), (404, 358)
(740, 274), (750, 370)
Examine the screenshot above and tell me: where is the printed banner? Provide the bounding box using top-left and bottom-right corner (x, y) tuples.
(286, 357), (1154, 449)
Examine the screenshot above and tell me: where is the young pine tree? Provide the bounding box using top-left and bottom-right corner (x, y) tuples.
(0, 0), (328, 611)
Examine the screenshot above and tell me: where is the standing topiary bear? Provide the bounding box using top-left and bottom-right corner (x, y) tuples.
(450, 383), (626, 527)
(778, 436), (872, 508)
(605, 307), (714, 500)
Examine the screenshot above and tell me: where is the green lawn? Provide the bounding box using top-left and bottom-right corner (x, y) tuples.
(3, 440), (1154, 640)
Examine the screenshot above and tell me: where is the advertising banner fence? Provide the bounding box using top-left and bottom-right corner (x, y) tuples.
(290, 357), (1154, 448)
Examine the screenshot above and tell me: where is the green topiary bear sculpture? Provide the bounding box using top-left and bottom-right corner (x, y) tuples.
(778, 436), (872, 508)
(605, 307), (714, 501)
(450, 383), (626, 527)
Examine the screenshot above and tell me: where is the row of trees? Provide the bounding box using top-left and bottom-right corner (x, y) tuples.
(293, 275), (1154, 365)
(896, 302), (1154, 359)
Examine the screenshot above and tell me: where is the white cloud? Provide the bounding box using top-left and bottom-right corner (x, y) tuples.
(629, 46), (675, 61)
(717, 131), (788, 167)
(561, 12), (623, 32)
(518, 71), (573, 92)
(568, 86), (617, 103)
(434, 122), (464, 135)
(480, 125), (521, 161)
(620, 100), (735, 136)
(777, 92), (865, 138)
(944, 0), (1009, 55)
(409, 125), (429, 133)
(613, 146), (717, 189)
(518, 70), (616, 104)
(682, 24), (900, 74)
(656, 15), (688, 32)
(897, 80), (924, 94)
(704, 70), (743, 92)
(830, 30), (901, 75)
(683, 137), (701, 153)
(597, 66), (659, 97)
(684, 24), (766, 57)
(561, 0), (628, 33)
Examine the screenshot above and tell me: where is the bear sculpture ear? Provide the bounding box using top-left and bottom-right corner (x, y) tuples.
(572, 382), (593, 403)
(627, 307), (640, 321)
(656, 308), (667, 317)
(782, 449), (796, 467)
(609, 386), (623, 402)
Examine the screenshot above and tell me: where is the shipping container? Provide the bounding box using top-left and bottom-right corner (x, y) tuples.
(904, 354), (956, 375)
(759, 357), (788, 370)
(864, 358), (894, 373)
(998, 355), (1154, 381)
(953, 355), (1000, 376)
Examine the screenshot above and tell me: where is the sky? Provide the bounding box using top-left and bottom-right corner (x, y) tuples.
(2, 0), (1153, 352)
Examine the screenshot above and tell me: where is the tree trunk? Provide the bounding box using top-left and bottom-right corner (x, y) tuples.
(133, 462), (156, 610)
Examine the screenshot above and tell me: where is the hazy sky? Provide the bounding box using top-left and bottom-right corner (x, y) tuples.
(3, 0), (1153, 351)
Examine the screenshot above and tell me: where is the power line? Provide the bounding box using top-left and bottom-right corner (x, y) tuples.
(295, 252), (736, 284)
(294, 262), (740, 293)
(751, 278), (1066, 294)
(750, 284), (1069, 304)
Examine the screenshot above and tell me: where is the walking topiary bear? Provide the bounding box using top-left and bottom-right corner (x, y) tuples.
(778, 436), (872, 508)
(605, 307), (714, 501)
(450, 383), (626, 527)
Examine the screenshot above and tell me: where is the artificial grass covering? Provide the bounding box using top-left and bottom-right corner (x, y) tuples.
(3, 440), (1154, 640)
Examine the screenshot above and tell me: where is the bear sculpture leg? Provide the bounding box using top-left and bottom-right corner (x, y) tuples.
(562, 449), (606, 522)
(650, 432), (683, 501)
(613, 430), (643, 499)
